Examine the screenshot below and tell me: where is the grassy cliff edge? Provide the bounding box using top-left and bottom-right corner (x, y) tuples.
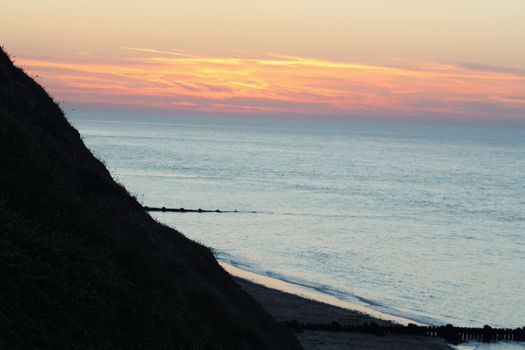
(0, 47), (300, 349)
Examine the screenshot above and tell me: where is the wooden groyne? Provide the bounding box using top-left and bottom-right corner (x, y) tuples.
(143, 206), (257, 214)
(285, 321), (525, 345)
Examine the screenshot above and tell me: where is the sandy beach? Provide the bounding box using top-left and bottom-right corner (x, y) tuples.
(234, 277), (452, 349)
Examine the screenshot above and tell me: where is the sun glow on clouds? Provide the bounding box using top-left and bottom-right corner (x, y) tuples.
(18, 48), (525, 119)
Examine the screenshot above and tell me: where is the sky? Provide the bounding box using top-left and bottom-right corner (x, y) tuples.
(2, 0), (525, 121)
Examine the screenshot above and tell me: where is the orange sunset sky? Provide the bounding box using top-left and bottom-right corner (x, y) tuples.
(2, 0), (525, 120)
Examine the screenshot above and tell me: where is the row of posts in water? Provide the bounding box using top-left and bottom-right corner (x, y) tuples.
(144, 206), (256, 213)
(285, 321), (525, 345)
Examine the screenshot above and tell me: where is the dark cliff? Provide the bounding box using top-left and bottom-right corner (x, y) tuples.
(0, 47), (299, 349)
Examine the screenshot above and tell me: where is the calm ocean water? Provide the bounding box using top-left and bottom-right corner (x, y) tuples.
(70, 112), (525, 330)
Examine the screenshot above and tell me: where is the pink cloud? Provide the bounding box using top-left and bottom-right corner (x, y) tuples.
(15, 48), (525, 120)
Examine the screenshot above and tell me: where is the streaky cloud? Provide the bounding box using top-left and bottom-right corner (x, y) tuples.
(16, 48), (525, 120)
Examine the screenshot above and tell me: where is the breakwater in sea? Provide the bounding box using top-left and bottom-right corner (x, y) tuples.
(286, 321), (525, 345)
(143, 205), (259, 213)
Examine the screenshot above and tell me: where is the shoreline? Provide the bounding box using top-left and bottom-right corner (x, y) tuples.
(222, 262), (524, 350)
(219, 261), (423, 326)
(226, 265), (452, 349)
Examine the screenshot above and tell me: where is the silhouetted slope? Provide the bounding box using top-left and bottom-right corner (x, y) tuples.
(0, 47), (300, 349)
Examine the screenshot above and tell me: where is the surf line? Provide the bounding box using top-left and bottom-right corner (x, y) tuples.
(143, 206), (259, 214)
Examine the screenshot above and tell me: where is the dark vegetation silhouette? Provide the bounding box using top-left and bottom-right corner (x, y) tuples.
(0, 47), (300, 349)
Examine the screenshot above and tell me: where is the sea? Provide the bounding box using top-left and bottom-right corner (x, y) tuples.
(69, 112), (524, 346)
